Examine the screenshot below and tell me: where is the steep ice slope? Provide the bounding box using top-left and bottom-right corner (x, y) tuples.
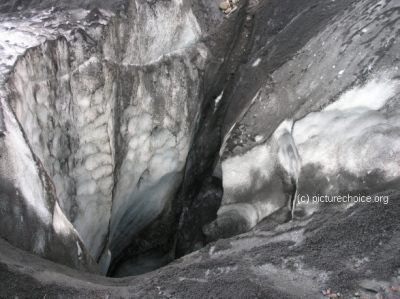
(0, 98), (98, 273)
(0, 0), (120, 274)
(2, 0), (223, 275)
(106, 47), (209, 276)
(9, 38), (116, 266)
(103, 0), (202, 65)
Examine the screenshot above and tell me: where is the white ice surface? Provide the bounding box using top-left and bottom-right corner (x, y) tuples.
(0, 7), (114, 97)
(222, 144), (272, 195)
(252, 58), (261, 67)
(214, 91), (224, 112)
(325, 74), (399, 111)
(222, 120), (299, 206)
(212, 120), (300, 238)
(1, 99), (52, 226)
(103, 0), (202, 65)
(293, 72), (400, 179)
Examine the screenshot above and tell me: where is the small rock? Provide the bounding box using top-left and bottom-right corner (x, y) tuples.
(375, 293), (383, 299)
(219, 1), (230, 10)
(328, 295), (337, 298)
(354, 292), (360, 297)
(359, 282), (379, 293)
(322, 290), (327, 295)
(355, 264), (361, 268)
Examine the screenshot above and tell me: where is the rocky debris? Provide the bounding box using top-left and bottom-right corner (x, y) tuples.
(219, 1), (230, 10)
(360, 282), (380, 293)
(0, 191), (399, 298)
(219, 0), (238, 17)
(322, 289), (344, 299)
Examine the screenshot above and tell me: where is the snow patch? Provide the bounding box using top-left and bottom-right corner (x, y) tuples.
(205, 266), (238, 278)
(214, 91), (224, 112)
(293, 72), (400, 178)
(252, 58), (261, 67)
(77, 241), (82, 258)
(325, 75), (399, 111)
(53, 203), (71, 237)
(255, 135), (263, 142)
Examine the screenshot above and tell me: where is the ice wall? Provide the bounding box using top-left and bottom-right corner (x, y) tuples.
(2, 0), (220, 275)
(103, 0), (202, 65)
(10, 40), (116, 264)
(0, 98), (98, 273)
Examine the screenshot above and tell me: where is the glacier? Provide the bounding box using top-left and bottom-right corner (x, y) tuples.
(0, 0), (399, 296)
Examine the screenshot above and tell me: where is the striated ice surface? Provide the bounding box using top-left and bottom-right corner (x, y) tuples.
(1, 99), (52, 226)
(0, 98), (98, 272)
(1, 0), (211, 274)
